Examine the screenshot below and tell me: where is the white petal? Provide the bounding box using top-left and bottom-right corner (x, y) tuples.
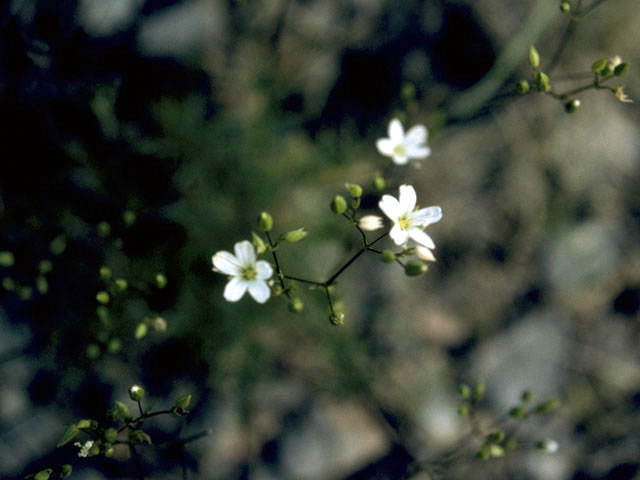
(398, 185), (417, 213)
(408, 228), (435, 249)
(234, 240), (256, 267)
(405, 124), (427, 145)
(212, 251), (241, 276)
(416, 245), (436, 262)
(376, 138), (395, 156)
(223, 277), (248, 302)
(359, 215), (383, 231)
(379, 194), (401, 220)
(388, 118), (404, 142)
(389, 224), (410, 246)
(392, 154), (409, 165)
(248, 281), (271, 303)
(405, 145), (431, 159)
(412, 206), (442, 226)
(255, 260), (273, 280)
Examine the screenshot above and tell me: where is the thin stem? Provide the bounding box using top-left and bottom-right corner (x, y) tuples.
(265, 231), (290, 298)
(324, 286), (336, 315)
(325, 248), (366, 285)
(283, 275), (325, 287)
(137, 400), (144, 417)
(118, 409), (174, 432)
(129, 443), (145, 480)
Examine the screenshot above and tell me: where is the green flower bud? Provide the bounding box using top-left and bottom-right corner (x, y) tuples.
(559, 1), (571, 12)
(535, 72), (551, 92)
(89, 442), (101, 456)
(380, 250), (396, 263)
(155, 273), (167, 289)
(96, 221), (111, 238)
(614, 62), (630, 76)
(108, 337), (122, 353)
(458, 384), (471, 399)
(76, 419), (92, 429)
(104, 446), (114, 458)
(473, 381), (486, 401)
(2, 277), (15, 291)
(0, 251), (15, 267)
(372, 174), (386, 192)
(487, 430), (505, 443)
(509, 406), (527, 420)
(96, 290), (110, 304)
(458, 403), (471, 416)
(288, 297), (304, 313)
(535, 397), (560, 414)
(129, 385), (145, 402)
(404, 260), (428, 276)
(105, 427), (118, 444)
(123, 210), (137, 227)
(60, 464), (73, 478)
(135, 322), (148, 339)
(252, 231), (266, 254)
(345, 183), (363, 198)
(35, 276), (48, 294)
(56, 424), (80, 447)
(19, 285), (32, 300)
(273, 285), (283, 296)
(86, 343), (100, 360)
(504, 436), (518, 451)
(152, 316), (167, 333)
(329, 312), (345, 326)
(350, 197), (361, 210)
(529, 45), (540, 68)
(131, 430), (152, 444)
(38, 259), (53, 274)
(258, 211), (273, 232)
(521, 390), (533, 403)
(476, 445), (491, 460)
(34, 469), (53, 480)
(114, 400), (131, 419)
(115, 278), (128, 291)
(99, 266), (112, 280)
(330, 195), (347, 215)
(516, 80), (530, 94)
(592, 58), (608, 73)
(50, 235), (67, 255)
(284, 228), (307, 243)
(564, 99), (580, 113)
(401, 82), (416, 101)
(489, 444), (505, 457)
(175, 394), (192, 410)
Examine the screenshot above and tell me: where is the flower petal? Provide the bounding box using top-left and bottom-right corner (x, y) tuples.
(376, 138), (395, 156)
(223, 277), (248, 302)
(212, 251), (241, 276)
(389, 224), (410, 246)
(255, 260), (273, 281)
(398, 185), (417, 213)
(359, 215), (383, 231)
(248, 281), (271, 303)
(405, 124), (427, 145)
(412, 206), (442, 226)
(416, 245), (436, 262)
(234, 240), (256, 267)
(405, 145), (431, 159)
(388, 118), (404, 142)
(379, 194), (401, 220)
(392, 154), (409, 165)
(408, 228), (435, 249)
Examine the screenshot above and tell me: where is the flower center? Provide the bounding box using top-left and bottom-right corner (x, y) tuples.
(393, 144), (405, 156)
(398, 214), (411, 230)
(241, 265), (258, 281)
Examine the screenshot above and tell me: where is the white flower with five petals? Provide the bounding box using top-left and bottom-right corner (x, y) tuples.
(212, 240), (273, 303)
(376, 118), (431, 165)
(379, 185), (442, 249)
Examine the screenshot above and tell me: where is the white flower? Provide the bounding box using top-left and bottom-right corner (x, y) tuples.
(74, 440), (94, 458)
(212, 240), (273, 303)
(379, 185), (442, 249)
(358, 215), (384, 231)
(376, 118), (431, 165)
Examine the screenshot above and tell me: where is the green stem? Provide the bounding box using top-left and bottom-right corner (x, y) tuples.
(265, 231), (290, 298)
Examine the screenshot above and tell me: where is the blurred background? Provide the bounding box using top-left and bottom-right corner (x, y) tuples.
(1, 0), (639, 479)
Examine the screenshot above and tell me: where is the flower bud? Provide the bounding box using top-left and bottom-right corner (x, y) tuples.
(36, 276), (48, 294)
(535, 72), (551, 92)
(564, 99), (580, 113)
(288, 297), (304, 313)
(516, 80), (530, 94)
(535, 397), (560, 414)
(2, 277), (15, 291)
(536, 439), (559, 453)
(372, 174), (386, 192)
(529, 45), (540, 68)
(96, 291), (110, 304)
(104, 427), (118, 444)
(76, 419), (92, 429)
(152, 316), (167, 333)
(330, 195), (347, 215)
(89, 442), (101, 456)
(135, 322), (148, 339)
(131, 430), (152, 444)
(329, 312), (345, 326)
(488, 444), (504, 457)
(559, 1), (571, 12)
(509, 406), (527, 420)
(115, 278), (128, 291)
(155, 273), (167, 288)
(0, 251), (15, 267)
(96, 221), (111, 238)
(123, 210), (136, 227)
(258, 211), (273, 232)
(487, 430), (505, 443)
(103, 446), (114, 458)
(458, 403), (471, 416)
(284, 228), (307, 243)
(473, 381), (486, 401)
(114, 400), (131, 419)
(108, 337), (122, 353)
(404, 260), (428, 276)
(359, 215), (383, 231)
(252, 231), (266, 254)
(19, 285), (32, 300)
(521, 390), (533, 403)
(380, 250), (396, 263)
(34, 469), (53, 480)
(345, 183), (363, 198)
(38, 259), (53, 274)
(458, 384), (471, 399)
(175, 394), (192, 410)
(60, 464), (73, 478)
(86, 343), (100, 360)
(614, 62), (630, 76)
(592, 58), (607, 73)
(56, 424), (80, 447)
(129, 385), (145, 402)
(50, 235), (67, 255)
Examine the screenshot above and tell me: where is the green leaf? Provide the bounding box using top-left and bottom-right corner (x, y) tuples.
(56, 424), (79, 448)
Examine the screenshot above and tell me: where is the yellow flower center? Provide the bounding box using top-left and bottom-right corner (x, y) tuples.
(241, 265), (257, 281)
(393, 144), (405, 156)
(398, 214), (410, 230)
